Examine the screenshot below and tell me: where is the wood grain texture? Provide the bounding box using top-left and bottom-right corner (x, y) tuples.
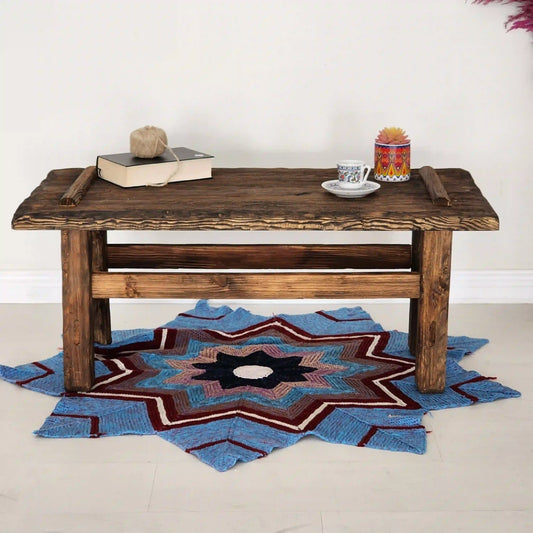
(61, 230), (94, 392)
(12, 168), (499, 232)
(106, 244), (412, 270)
(419, 166), (451, 206)
(91, 272), (421, 299)
(90, 231), (112, 345)
(59, 166), (97, 206)
(410, 230), (453, 393)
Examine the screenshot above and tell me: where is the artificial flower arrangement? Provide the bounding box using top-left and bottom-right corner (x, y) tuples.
(375, 127), (410, 146)
(374, 127), (411, 182)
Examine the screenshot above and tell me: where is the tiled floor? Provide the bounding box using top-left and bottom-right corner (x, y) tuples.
(0, 302), (531, 533)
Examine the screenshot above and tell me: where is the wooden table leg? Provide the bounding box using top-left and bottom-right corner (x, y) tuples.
(61, 230), (94, 392)
(409, 230), (453, 393)
(91, 231), (112, 345)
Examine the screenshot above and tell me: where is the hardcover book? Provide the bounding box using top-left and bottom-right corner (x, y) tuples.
(96, 147), (214, 188)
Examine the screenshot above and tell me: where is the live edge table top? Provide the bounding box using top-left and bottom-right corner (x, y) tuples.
(12, 167), (499, 232)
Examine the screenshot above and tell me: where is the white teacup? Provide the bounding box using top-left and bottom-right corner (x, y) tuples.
(337, 160), (371, 188)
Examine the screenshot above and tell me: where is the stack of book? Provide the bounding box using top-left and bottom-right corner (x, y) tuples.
(96, 147), (214, 188)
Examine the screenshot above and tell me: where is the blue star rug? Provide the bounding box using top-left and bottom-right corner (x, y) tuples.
(0, 301), (520, 471)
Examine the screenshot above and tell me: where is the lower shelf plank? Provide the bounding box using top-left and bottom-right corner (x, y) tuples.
(92, 272), (420, 299)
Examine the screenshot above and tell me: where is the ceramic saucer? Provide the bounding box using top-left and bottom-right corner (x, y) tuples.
(321, 180), (380, 198)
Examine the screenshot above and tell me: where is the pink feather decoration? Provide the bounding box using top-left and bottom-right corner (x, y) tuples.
(473, 0), (533, 33)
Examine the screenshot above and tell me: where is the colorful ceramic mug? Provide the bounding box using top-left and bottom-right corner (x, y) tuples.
(337, 160), (371, 189)
(374, 143), (410, 182)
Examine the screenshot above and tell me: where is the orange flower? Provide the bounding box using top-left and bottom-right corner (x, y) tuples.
(375, 127), (410, 145)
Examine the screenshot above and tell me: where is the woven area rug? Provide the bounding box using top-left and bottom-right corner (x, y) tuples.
(0, 301), (520, 471)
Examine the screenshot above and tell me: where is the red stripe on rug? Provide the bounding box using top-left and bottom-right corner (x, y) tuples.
(164, 328), (178, 349)
(358, 424), (425, 447)
(177, 312), (230, 320)
(16, 362), (54, 386)
(205, 316), (380, 343)
(95, 328), (165, 357)
(49, 413), (102, 437)
(451, 375), (497, 403)
(316, 310), (370, 322)
(186, 438), (267, 457)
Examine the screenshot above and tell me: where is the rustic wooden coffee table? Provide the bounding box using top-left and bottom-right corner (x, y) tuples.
(12, 167), (498, 394)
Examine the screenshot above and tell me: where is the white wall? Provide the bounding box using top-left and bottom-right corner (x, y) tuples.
(1, 1), (531, 280)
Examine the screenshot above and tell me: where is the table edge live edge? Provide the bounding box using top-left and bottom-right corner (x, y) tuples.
(11, 167), (499, 232)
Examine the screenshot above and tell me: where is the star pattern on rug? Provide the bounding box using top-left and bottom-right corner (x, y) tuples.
(191, 348), (318, 390)
(74, 320), (419, 435)
(0, 301), (520, 471)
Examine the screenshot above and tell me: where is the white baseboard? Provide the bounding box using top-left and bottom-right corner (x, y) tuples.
(0, 270), (531, 304)
(0, 271), (62, 304)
